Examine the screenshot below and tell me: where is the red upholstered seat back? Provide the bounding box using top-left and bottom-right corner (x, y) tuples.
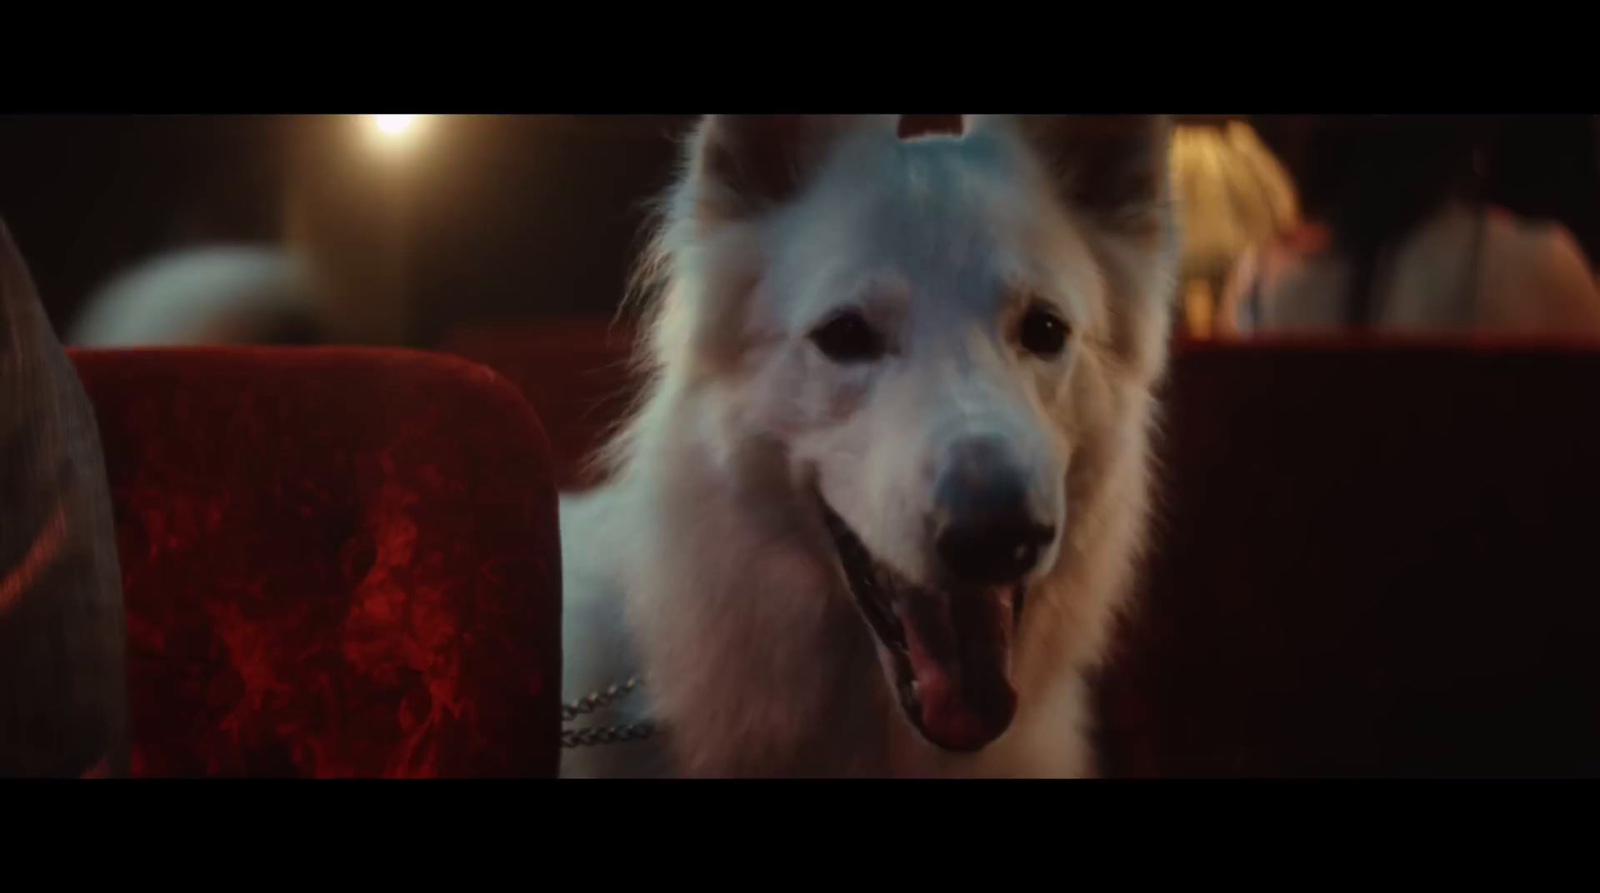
(71, 348), (561, 777)
(1099, 338), (1600, 776)
(442, 319), (641, 491)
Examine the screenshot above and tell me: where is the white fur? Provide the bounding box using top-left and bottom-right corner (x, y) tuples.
(560, 115), (1177, 777)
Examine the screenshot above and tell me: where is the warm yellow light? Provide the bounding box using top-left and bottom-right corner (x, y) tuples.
(373, 114), (417, 136)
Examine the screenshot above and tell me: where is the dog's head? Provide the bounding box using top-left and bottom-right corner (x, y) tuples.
(650, 115), (1175, 753)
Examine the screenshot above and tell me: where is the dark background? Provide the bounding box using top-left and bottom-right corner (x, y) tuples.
(1, 115), (1595, 344)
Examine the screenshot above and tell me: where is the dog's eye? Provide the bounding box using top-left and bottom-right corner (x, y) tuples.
(810, 311), (887, 364)
(1018, 306), (1070, 358)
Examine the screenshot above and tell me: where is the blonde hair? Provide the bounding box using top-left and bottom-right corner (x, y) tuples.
(1169, 121), (1299, 334)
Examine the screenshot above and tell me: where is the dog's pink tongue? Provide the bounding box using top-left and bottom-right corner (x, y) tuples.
(899, 588), (1018, 752)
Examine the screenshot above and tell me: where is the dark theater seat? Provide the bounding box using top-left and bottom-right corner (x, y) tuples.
(1098, 338), (1600, 777)
(442, 319), (641, 491)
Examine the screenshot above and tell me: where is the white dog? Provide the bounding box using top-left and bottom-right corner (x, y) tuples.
(560, 115), (1177, 777)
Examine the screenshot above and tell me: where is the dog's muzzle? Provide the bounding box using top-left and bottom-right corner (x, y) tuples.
(816, 436), (1059, 753)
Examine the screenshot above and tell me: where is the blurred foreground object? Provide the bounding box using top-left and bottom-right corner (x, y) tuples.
(69, 245), (322, 347)
(0, 219), (128, 777)
(1170, 119), (1300, 338)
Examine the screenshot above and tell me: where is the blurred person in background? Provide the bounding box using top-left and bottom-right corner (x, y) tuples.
(1169, 118), (1301, 338)
(1223, 116), (1600, 338)
(69, 244), (322, 347)
(65, 143), (326, 347)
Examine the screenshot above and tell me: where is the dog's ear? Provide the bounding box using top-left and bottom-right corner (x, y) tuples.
(968, 115), (1172, 235)
(687, 115), (897, 222)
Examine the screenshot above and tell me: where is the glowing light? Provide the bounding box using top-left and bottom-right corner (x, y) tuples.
(373, 115), (417, 136)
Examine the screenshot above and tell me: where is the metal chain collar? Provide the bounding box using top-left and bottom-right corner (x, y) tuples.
(560, 674), (656, 749)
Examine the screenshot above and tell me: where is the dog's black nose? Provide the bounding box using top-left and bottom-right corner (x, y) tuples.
(931, 438), (1057, 586)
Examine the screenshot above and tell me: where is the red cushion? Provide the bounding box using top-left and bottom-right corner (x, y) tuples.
(442, 319), (640, 490)
(71, 347), (560, 777)
(1098, 339), (1600, 776)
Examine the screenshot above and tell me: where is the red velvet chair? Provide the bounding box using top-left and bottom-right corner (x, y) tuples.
(1097, 338), (1600, 777)
(71, 347), (561, 777)
(442, 319), (640, 491)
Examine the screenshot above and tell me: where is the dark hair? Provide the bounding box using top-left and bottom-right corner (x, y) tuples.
(1297, 117), (1489, 326)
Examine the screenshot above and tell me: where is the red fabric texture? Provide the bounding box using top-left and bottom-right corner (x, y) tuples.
(442, 320), (640, 491)
(1096, 339), (1600, 777)
(71, 347), (561, 777)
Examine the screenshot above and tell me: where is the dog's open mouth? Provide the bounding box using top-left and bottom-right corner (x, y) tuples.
(817, 496), (1023, 753)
